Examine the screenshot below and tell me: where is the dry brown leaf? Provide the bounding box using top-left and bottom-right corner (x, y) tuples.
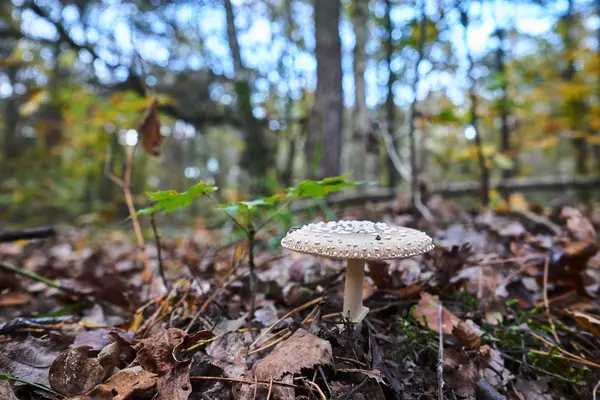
(156, 362), (191, 400)
(412, 293), (460, 335)
(479, 347), (512, 388)
(137, 98), (163, 156)
(134, 328), (186, 373)
(252, 328), (333, 381)
(442, 348), (477, 397)
(49, 347), (104, 397)
(90, 366), (157, 400)
(452, 320), (482, 350)
(566, 310), (600, 336)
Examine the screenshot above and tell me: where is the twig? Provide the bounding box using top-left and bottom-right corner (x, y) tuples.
(104, 145), (153, 284)
(265, 378), (273, 400)
(248, 227), (257, 322)
(0, 226), (55, 243)
(250, 296), (327, 348)
(499, 353), (578, 383)
(438, 301), (444, 400)
(304, 380), (327, 400)
(150, 212), (169, 292)
(593, 378), (600, 400)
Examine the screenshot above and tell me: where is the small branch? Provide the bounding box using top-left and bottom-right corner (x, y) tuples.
(150, 212), (169, 292)
(438, 302), (444, 400)
(378, 123), (410, 181)
(475, 379), (507, 400)
(0, 226), (55, 243)
(104, 145), (153, 284)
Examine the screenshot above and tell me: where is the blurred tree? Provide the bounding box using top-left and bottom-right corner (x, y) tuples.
(307, 0), (343, 179)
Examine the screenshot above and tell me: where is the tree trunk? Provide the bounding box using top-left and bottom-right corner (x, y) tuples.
(408, 1), (427, 212)
(561, 0), (589, 176)
(307, 0), (343, 179)
(3, 66), (19, 164)
(384, 0), (398, 188)
(224, 0), (270, 192)
(495, 28), (515, 186)
(352, 0), (370, 182)
(462, 10), (489, 206)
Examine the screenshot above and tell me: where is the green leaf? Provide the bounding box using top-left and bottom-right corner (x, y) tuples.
(137, 181), (217, 216)
(286, 175), (366, 199)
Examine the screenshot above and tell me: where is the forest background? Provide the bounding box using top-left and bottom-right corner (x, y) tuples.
(0, 0), (599, 225)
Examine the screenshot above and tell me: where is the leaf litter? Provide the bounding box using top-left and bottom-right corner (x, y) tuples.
(0, 199), (599, 399)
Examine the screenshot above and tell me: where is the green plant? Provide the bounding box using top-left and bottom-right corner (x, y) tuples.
(137, 175), (366, 320)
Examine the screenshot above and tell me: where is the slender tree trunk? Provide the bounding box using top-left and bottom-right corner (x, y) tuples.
(384, 0), (398, 188)
(408, 1), (427, 212)
(352, 0), (370, 181)
(224, 0), (270, 192)
(461, 10), (490, 206)
(307, 0), (343, 179)
(3, 66), (18, 164)
(495, 29), (515, 185)
(561, 0), (589, 175)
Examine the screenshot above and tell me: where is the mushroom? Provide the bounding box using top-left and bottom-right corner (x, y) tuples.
(281, 220), (434, 323)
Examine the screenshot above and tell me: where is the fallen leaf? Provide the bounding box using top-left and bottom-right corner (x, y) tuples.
(452, 320), (482, 350)
(442, 348), (477, 397)
(90, 366), (157, 400)
(514, 378), (552, 399)
(135, 328), (186, 373)
(0, 336), (68, 387)
(252, 328), (333, 381)
(73, 329), (134, 353)
(412, 293), (460, 335)
(206, 331), (250, 378)
(479, 347), (512, 388)
(156, 362), (191, 400)
(566, 310), (600, 336)
(49, 347), (104, 396)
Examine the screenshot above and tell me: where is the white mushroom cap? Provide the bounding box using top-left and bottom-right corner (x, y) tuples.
(281, 220), (434, 261)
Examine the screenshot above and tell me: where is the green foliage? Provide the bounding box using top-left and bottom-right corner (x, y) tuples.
(286, 175), (366, 199)
(136, 181), (218, 216)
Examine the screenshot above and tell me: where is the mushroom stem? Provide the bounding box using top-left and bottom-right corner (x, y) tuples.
(343, 258), (369, 323)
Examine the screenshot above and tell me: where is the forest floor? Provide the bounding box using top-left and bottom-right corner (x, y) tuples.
(1, 198), (600, 400)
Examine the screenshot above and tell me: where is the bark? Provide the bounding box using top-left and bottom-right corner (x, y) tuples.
(561, 0), (589, 175)
(352, 0), (370, 181)
(495, 29), (515, 184)
(3, 66), (19, 163)
(407, 2), (427, 212)
(225, 0), (271, 191)
(462, 10), (490, 206)
(307, 0), (343, 179)
(384, 0), (399, 188)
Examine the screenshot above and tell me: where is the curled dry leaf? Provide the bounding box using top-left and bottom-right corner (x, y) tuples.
(412, 292), (460, 335)
(452, 320), (482, 350)
(566, 310), (600, 336)
(252, 328), (333, 381)
(49, 347), (104, 397)
(90, 366), (157, 400)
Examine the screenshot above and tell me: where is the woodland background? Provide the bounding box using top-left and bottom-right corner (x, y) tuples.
(0, 0), (599, 224)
